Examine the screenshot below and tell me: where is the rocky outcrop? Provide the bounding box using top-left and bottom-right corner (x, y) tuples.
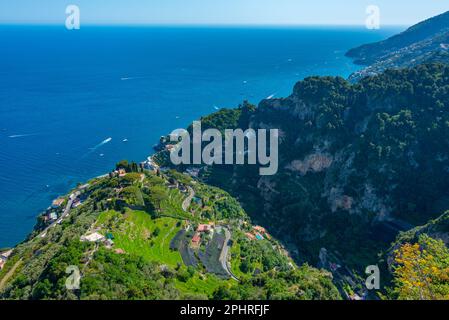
(286, 153), (333, 175)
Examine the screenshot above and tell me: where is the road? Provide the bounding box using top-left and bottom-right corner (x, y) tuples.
(61, 191), (80, 220)
(39, 191), (80, 238)
(181, 186), (195, 212)
(219, 227), (239, 281)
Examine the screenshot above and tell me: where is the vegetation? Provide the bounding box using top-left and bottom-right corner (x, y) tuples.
(0, 166), (339, 300)
(346, 11), (449, 81)
(389, 234), (449, 300)
(152, 63), (449, 298)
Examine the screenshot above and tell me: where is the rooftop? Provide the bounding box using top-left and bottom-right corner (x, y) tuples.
(81, 232), (105, 243)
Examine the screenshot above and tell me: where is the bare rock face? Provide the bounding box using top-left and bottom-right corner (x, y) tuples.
(328, 187), (354, 213)
(360, 184), (392, 221)
(286, 153), (333, 175)
(185, 63), (449, 273)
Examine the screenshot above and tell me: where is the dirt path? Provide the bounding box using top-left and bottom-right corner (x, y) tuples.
(0, 259), (23, 291)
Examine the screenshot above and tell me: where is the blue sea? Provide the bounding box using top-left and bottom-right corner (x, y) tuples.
(0, 25), (401, 247)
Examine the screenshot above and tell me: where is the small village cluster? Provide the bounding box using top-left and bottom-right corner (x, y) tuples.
(245, 225), (271, 241)
(42, 185), (88, 226)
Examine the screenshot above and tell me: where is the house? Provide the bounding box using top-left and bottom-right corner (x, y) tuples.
(118, 169), (127, 177)
(191, 233), (201, 247)
(0, 250), (12, 269)
(197, 224), (213, 233)
(81, 232), (105, 243)
(52, 198), (65, 208)
(253, 226), (267, 234)
(142, 157), (158, 171)
(72, 198), (82, 208)
(245, 232), (256, 240)
(1, 250), (13, 260)
(165, 144), (176, 152)
(48, 212), (58, 221)
(253, 225), (271, 239)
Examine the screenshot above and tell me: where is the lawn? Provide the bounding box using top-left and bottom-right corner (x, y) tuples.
(96, 209), (183, 268)
(161, 188), (191, 219)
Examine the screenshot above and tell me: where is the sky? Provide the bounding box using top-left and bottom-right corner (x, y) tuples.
(0, 0), (447, 26)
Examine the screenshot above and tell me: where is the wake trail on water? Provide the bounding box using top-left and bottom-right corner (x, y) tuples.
(8, 133), (40, 138)
(90, 137), (112, 151)
(81, 137), (112, 159)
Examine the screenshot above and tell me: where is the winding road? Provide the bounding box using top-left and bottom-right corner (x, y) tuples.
(181, 186), (195, 212)
(219, 227), (239, 281)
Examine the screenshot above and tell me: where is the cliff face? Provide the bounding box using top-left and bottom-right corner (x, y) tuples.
(194, 64), (449, 269)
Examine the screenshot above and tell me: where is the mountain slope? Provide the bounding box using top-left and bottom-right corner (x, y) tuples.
(155, 63), (449, 297)
(0, 167), (340, 300)
(347, 11), (449, 64)
(346, 11), (449, 81)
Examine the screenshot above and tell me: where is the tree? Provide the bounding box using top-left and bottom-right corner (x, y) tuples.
(148, 186), (166, 213)
(116, 160), (130, 171)
(392, 234), (449, 300)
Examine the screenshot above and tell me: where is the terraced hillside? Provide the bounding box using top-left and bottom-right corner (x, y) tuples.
(0, 163), (340, 300)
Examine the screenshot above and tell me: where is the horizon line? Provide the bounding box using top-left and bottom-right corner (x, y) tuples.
(0, 22), (409, 28)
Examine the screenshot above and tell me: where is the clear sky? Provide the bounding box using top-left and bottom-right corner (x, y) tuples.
(0, 0), (447, 26)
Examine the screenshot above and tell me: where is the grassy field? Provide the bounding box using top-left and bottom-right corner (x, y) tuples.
(96, 210), (183, 267)
(230, 240), (245, 278)
(161, 188), (192, 219)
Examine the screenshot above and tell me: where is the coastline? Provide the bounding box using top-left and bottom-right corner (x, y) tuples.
(0, 25), (392, 248)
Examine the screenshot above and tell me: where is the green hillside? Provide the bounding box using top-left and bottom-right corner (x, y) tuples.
(0, 166), (340, 300)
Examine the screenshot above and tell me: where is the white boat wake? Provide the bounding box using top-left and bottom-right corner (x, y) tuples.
(90, 137), (112, 150)
(8, 133), (39, 138)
